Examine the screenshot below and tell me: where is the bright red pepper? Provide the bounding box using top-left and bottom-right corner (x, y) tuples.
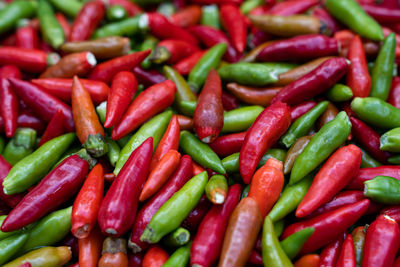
(220, 4), (247, 53)
(336, 234), (356, 267)
(361, 4), (400, 24)
(9, 78), (75, 132)
(142, 245), (169, 267)
(170, 5), (202, 28)
(181, 194), (212, 231)
(111, 80), (176, 140)
(362, 215), (400, 267)
(0, 155), (23, 208)
(173, 50), (206, 75)
(98, 138), (152, 237)
(282, 199), (370, 254)
(271, 58), (349, 105)
(55, 13), (71, 39)
(104, 71), (138, 128)
(15, 23), (39, 50)
(389, 77), (400, 109)
(154, 39), (199, 64)
(107, 0), (142, 16)
(209, 131), (246, 157)
(78, 226), (104, 267)
(191, 184), (241, 267)
(347, 165), (400, 190)
(267, 0), (319, 15)
(132, 67), (166, 88)
(0, 47), (56, 73)
(239, 101), (291, 184)
(38, 109), (66, 147)
(70, 0), (106, 41)
(318, 233), (346, 267)
(1, 154), (89, 232)
(290, 101), (317, 121)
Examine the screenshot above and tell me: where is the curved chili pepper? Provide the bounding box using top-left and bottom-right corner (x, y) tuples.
(38, 109), (65, 147)
(294, 254), (319, 267)
(133, 67), (166, 88)
(72, 164), (104, 239)
(70, 0), (105, 41)
(38, 0), (65, 49)
(15, 21), (39, 50)
(351, 226), (366, 267)
(209, 131), (246, 157)
(16, 111), (45, 135)
(239, 101), (291, 184)
(176, 114), (193, 131)
(170, 5), (202, 28)
(151, 39), (199, 64)
(389, 77), (400, 109)
(55, 13), (70, 38)
(173, 50), (207, 75)
(347, 165), (400, 190)
(142, 245), (169, 267)
(219, 63), (279, 86)
(78, 226), (104, 267)
(98, 237), (129, 267)
(4, 246), (72, 267)
(311, 6), (341, 34)
(319, 233), (346, 267)
(104, 71), (137, 128)
(283, 135), (311, 175)
(335, 234), (356, 267)
(226, 83), (281, 107)
(205, 174), (227, 204)
(221, 91), (239, 111)
(107, 0), (142, 16)
(0, 156), (23, 208)
(290, 101), (316, 121)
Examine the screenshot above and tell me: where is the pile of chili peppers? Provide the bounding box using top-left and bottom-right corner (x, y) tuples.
(2, 0), (400, 266)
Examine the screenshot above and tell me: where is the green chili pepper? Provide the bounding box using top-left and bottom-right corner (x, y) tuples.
(188, 43), (227, 92)
(20, 206), (72, 254)
(162, 227), (190, 248)
(351, 97), (400, 129)
(364, 176), (400, 204)
(114, 110), (172, 175)
(96, 101), (107, 125)
(258, 149), (287, 167)
(218, 63), (279, 86)
(262, 62), (298, 74)
(38, 0), (65, 49)
(380, 127), (400, 152)
(3, 128), (37, 166)
(179, 131), (226, 174)
(0, 216), (24, 242)
(240, 0), (264, 14)
(106, 5), (128, 22)
(262, 216), (293, 267)
(2, 133), (76, 195)
(389, 155), (400, 165)
(274, 219), (285, 237)
(201, 5), (220, 29)
(178, 100), (196, 117)
(290, 112), (351, 185)
(280, 227), (314, 260)
(156, 2), (176, 17)
(141, 172), (208, 243)
(370, 33), (396, 101)
(0, 233), (29, 265)
(268, 174), (313, 222)
(280, 101), (328, 148)
(161, 242), (191, 267)
(325, 84), (353, 102)
(357, 145), (382, 168)
(352, 226), (366, 267)
(92, 15), (147, 39)
(106, 137), (120, 167)
(51, 143), (82, 170)
(325, 0), (384, 41)
(241, 184), (250, 199)
(222, 105), (264, 133)
(0, 0), (37, 35)
(0, 135), (4, 154)
(140, 35), (158, 69)
(205, 174), (228, 204)
(47, 0), (83, 18)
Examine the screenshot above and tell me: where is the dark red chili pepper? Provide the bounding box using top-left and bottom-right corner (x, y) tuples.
(16, 110), (45, 134)
(98, 138), (152, 237)
(290, 101), (317, 121)
(191, 184), (241, 267)
(170, 5), (202, 28)
(382, 206), (400, 222)
(271, 58), (348, 105)
(173, 50), (206, 75)
(104, 71), (138, 128)
(361, 4), (400, 24)
(15, 22), (39, 50)
(389, 77), (400, 109)
(282, 199), (370, 254)
(1, 154), (89, 232)
(311, 6), (341, 34)
(153, 39), (199, 64)
(0, 155), (23, 208)
(181, 194), (212, 232)
(220, 4), (247, 54)
(111, 80), (176, 140)
(132, 67), (166, 88)
(209, 131), (246, 157)
(70, 0), (106, 41)
(31, 78), (109, 105)
(128, 252), (143, 267)
(9, 78), (75, 132)
(248, 250), (263, 266)
(319, 232), (346, 267)
(240, 101), (291, 184)
(362, 215), (400, 267)
(107, 0), (142, 16)
(1, 34), (16, 47)
(38, 109), (65, 147)
(129, 155), (193, 253)
(221, 91), (239, 111)
(268, 0), (319, 15)
(350, 117), (391, 164)
(176, 114), (193, 131)
(0, 65), (21, 137)
(0, 47), (56, 73)
(88, 50), (151, 84)
(347, 165), (400, 190)
(257, 34), (338, 62)
(55, 13), (71, 39)
(336, 234), (356, 267)
(226, 83), (281, 107)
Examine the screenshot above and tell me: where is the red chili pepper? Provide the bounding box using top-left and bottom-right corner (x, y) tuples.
(248, 250), (263, 265)
(267, 0), (319, 15)
(362, 215), (400, 267)
(318, 232), (346, 267)
(0, 47), (56, 73)
(132, 67), (166, 88)
(15, 23), (39, 50)
(290, 101), (317, 121)
(336, 234), (356, 267)
(382, 206), (400, 222)
(70, 0), (106, 41)
(226, 83), (281, 108)
(88, 50), (151, 84)
(38, 109), (66, 147)
(129, 155), (193, 252)
(209, 131), (246, 157)
(176, 114), (193, 131)
(104, 71), (138, 128)
(311, 6), (341, 34)
(155, 39), (200, 64)
(72, 164), (104, 239)
(350, 117), (391, 164)
(395, 256), (400, 267)
(16, 110), (45, 134)
(173, 50), (206, 75)
(128, 252), (144, 267)
(31, 78), (109, 105)
(257, 34), (338, 62)
(239, 101), (291, 184)
(1, 154), (89, 232)
(150, 116), (180, 171)
(9, 78), (75, 132)
(170, 5), (202, 28)
(361, 4), (400, 24)
(189, 0), (242, 5)
(347, 165), (400, 190)
(271, 58), (348, 105)
(0, 65), (21, 137)
(181, 194), (212, 231)
(282, 199), (370, 254)
(221, 91), (239, 111)
(142, 245), (169, 267)
(193, 69), (224, 143)
(220, 4), (247, 54)
(0, 155), (23, 208)
(192, 161), (205, 176)
(296, 145), (362, 218)
(346, 35), (371, 98)
(1, 33), (16, 46)
(295, 254), (320, 267)
(191, 184), (241, 267)
(107, 0), (143, 16)
(111, 80), (176, 140)
(389, 77), (400, 109)
(98, 138), (152, 237)
(55, 13), (71, 39)
(147, 13), (199, 46)
(78, 226), (104, 267)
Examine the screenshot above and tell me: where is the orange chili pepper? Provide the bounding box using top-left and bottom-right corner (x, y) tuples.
(78, 226), (104, 267)
(192, 161), (205, 176)
(142, 245), (169, 267)
(175, 114), (193, 131)
(294, 254), (320, 267)
(170, 5), (202, 28)
(226, 83), (282, 107)
(98, 237), (129, 267)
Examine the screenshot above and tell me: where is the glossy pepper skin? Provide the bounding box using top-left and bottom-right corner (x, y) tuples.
(364, 176), (400, 204)
(3, 246), (72, 267)
(0, 0), (37, 36)
(239, 101), (291, 184)
(78, 226), (104, 267)
(0, 156), (23, 208)
(98, 138), (152, 237)
(37, 0), (65, 49)
(0, 47), (54, 73)
(37, 110), (65, 147)
(209, 131), (246, 157)
(347, 165), (400, 190)
(336, 234), (356, 267)
(389, 77), (400, 109)
(226, 83), (281, 107)
(152, 39), (199, 64)
(283, 135), (312, 174)
(70, 0), (105, 42)
(220, 4), (247, 53)
(319, 233), (346, 267)
(381, 127), (400, 152)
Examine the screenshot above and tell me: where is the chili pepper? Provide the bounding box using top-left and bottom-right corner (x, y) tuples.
(38, 110), (65, 147)
(357, 145), (382, 168)
(295, 254), (320, 267)
(362, 4), (400, 23)
(389, 77), (400, 109)
(16, 111), (44, 134)
(219, 197), (262, 267)
(173, 50), (207, 75)
(219, 4), (246, 53)
(3, 246), (72, 267)
(0, 0), (36, 35)
(283, 136), (311, 175)
(162, 227), (190, 247)
(351, 97), (400, 129)
(318, 233), (346, 267)
(107, 0), (142, 16)
(0, 157), (23, 208)
(347, 165), (400, 190)
(219, 63), (278, 86)
(141, 171), (208, 243)
(311, 6), (341, 33)
(9, 78), (74, 131)
(240, 0), (264, 14)
(280, 227), (314, 260)
(289, 102), (315, 122)
(106, 5), (128, 21)
(362, 215), (400, 267)
(290, 111), (351, 185)
(226, 83), (281, 107)
(161, 242), (191, 267)
(3, 128), (37, 165)
(188, 43), (227, 92)
(239, 101), (291, 183)
(338, 235), (358, 267)
(221, 106), (261, 133)
(98, 237), (129, 267)
(266, 0), (318, 15)
(78, 226), (104, 267)
(364, 176), (400, 204)
(143, 245), (169, 267)
(0, 65), (20, 138)
(271, 58), (348, 105)
(257, 34), (338, 62)
(175, 115), (193, 131)
(92, 15), (146, 39)
(55, 13), (70, 38)
(209, 131), (246, 157)
(132, 68), (165, 88)
(1, 232), (30, 265)
(326, 0), (383, 41)
(15, 20), (39, 50)
(38, 0), (65, 49)
(201, 5), (220, 29)
(380, 127), (400, 153)
(351, 226), (366, 267)
(182, 193), (211, 231)
(326, 84), (353, 102)
(170, 5), (202, 28)
(47, 0), (82, 18)
(204, 174), (227, 204)
(151, 39), (199, 65)
(221, 91), (239, 111)
(104, 71), (137, 128)
(115, 110), (172, 175)
(317, 102), (339, 129)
